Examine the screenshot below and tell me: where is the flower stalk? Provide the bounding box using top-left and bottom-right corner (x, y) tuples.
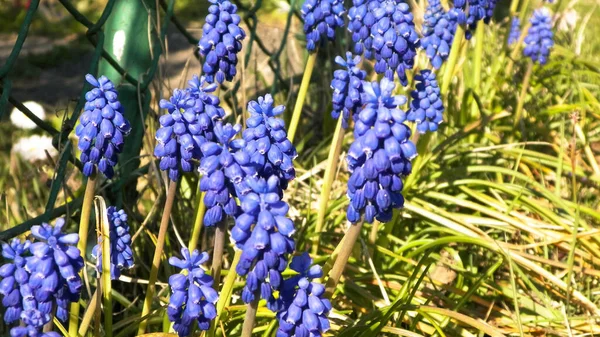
(210, 220), (227, 285)
(312, 117), (345, 255)
(325, 221), (363, 297)
(68, 175), (96, 336)
(96, 197), (113, 337)
(138, 182), (178, 335)
(208, 250), (242, 337)
(241, 297), (259, 337)
(514, 60), (533, 127)
(441, 25), (465, 97)
(188, 190), (206, 252)
(288, 52), (317, 143)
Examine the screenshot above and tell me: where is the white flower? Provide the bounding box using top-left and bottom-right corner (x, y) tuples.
(558, 9), (578, 32)
(12, 135), (58, 162)
(10, 101), (46, 130)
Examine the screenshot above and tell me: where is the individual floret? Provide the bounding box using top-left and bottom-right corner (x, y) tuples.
(75, 74), (132, 178)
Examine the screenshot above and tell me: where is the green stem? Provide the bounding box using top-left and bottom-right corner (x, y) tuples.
(441, 25), (465, 97)
(138, 182), (178, 335)
(188, 190), (206, 252)
(509, 0), (520, 15)
(288, 52), (317, 143)
(98, 198), (113, 337)
(469, 21), (484, 122)
(69, 176), (96, 337)
(77, 289), (98, 337)
(312, 117), (345, 255)
(211, 220), (227, 286)
(514, 61), (533, 127)
(241, 298), (259, 337)
(325, 221), (363, 297)
(208, 250), (242, 337)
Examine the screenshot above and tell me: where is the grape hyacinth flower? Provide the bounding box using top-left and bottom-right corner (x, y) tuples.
(199, 122), (256, 226)
(243, 95), (297, 189)
(198, 0), (246, 83)
(407, 70), (444, 133)
(9, 309), (60, 337)
(347, 0), (373, 56)
(154, 76), (225, 182)
(76, 74), (132, 178)
(167, 248), (218, 336)
(369, 0), (420, 86)
(346, 78), (416, 223)
(91, 207), (134, 280)
(301, 0), (346, 52)
(231, 176), (295, 306)
(508, 16), (521, 45)
(26, 218), (84, 321)
(0, 239), (31, 324)
(275, 253), (331, 337)
(454, 0), (497, 39)
(331, 52), (366, 128)
(421, 0), (459, 69)
(523, 8), (554, 65)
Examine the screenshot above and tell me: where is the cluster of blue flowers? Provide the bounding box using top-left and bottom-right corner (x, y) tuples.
(198, 0), (246, 83)
(91, 207), (134, 280)
(154, 75), (225, 182)
(421, 0), (459, 69)
(76, 74), (131, 178)
(454, 0), (498, 39)
(346, 78), (416, 223)
(331, 52), (366, 128)
(0, 219), (83, 336)
(301, 0), (346, 52)
(168, 248), (218, 336)
(274, 253), (331, 337)
(523, 8), (554, 65)
(408, 70), (444, 134)
(508, 16), (521, 45)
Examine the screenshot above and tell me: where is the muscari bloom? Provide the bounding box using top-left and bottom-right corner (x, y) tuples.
(199, 122), (256, 226)
(9, 309), (61, 337)
(199, 0), (246, 83)
(421, 0), (459, 69)
(275, 253), (331, 337)
(91, 207), (134, 280)
(331, 52), (366, 128)
(407, 70), (443, 133)
(26, 218), (83, 321)
(523, 8), (554, 65)
(349, 0), (420, 86)
(243, 95), (297, 189)
(301, 0), (346, 52)
(232, 176), (295, 306)
(0, 239), (31, 324)
(155, 76), (225, 182)
(167, 248), (218, 337)
(508, 16), (521, 45)
(76, 74), (132, 178)
(454, 0), (497, 39)
(346, 78), (416, 223)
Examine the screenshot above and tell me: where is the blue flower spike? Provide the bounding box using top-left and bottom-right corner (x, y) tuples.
(331, 52), (366, 128)
(0, 238), (31, 324)
(523, 8), (554, 65)
(198, 0), (246, 83)
(167, 248), (218, 337)
(346, 78), (416, 223)
(26, 218), (84, 322)
(243, 94), (297, 189)
(75, 74), (132, 178)
(199, 121), (256, 226)
(407, 70), (444, 134)
(508, 16), (521, 45)
(421, 0), (459, 69)
(454, 0), (498, 39)
(155, 75), (225, 182)
(275, 253), (331, 337)
(232, 175), (295, 307)
(301, 0), (346, 52)
(91, 207), (134, 280)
